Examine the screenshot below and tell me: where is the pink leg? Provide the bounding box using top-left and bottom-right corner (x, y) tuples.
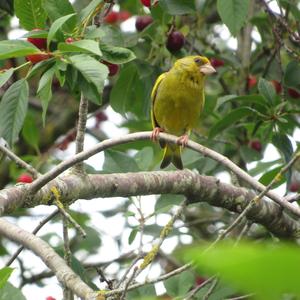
(151, 127), (163, 141)
(177, 134), (189, 147)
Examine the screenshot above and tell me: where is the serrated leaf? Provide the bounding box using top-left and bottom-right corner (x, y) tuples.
(79, 0), (103, 21)
(0, 40), (40, 60)
(217, 0), (249, 36)
(37, 66), (56, 125)
(14, 0), (47, 30)
(43, 0), (76, 33)
(103, 149), (140, 173)
(69, 54), (108, 97)
(27, 58), (55, 78)
(0, 282), (26, 300)
(100, 43), (136, 64)
(58, 39), (102, 56)
(258, 78), (276, 104)
(0, 68), (13, 88)
(209, 107), (255, 138)
(22, 114), (39, 151)
(128, 227), (138, 245)
(183, 242), (300, 300)
(47, 13), (76, 47)
(0, 267), (13, 289)
(272, 133), (293, 164)
(159, 0), (196, 15)
(0, 79), (29, 147)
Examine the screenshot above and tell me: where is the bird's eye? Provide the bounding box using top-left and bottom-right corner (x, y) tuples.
(194, 58), (203, 65)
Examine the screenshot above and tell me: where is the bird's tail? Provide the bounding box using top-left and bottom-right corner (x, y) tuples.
(160, 143), (183, 169)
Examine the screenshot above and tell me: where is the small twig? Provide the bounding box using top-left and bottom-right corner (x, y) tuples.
(51, 187), (86, 238)
(225, 294), (254, 300)
(74, 93), (89, 173)
(184, 276), (216, 300)
(5, 209), (60, 266)
(235, 221), (253, 245)
(285, 193), (300, 203)
(96, 268), (114, 290)
(120, 266), (138, 300)
(203, 278), (219, 300)
(0, 142), (40, 178)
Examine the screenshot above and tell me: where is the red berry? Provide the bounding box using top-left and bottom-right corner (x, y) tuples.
(104, 11), (119, 24)
(102, 61), (119, 76)
(135, 15), (153, 31)
(46, 297), (56, 300)
(247, 75), (257, 89)
(249, 139), (262, 152)
(210, 58), (224, 68)
(271, 80), (282, 94)
(288, 88), (300, 98)
(27, 29), (47, 50)
(166, 31), (185, 53)
(195, 276), (206, 286)
(289, 182), (300, 192)
(95, 111), (108, 122)
(118, 11), (131, 22)
(17, 174), (33, 183)
(26, 53), (51, 64)
(140, 0), (151, 7)
(65, 37), (74, 44)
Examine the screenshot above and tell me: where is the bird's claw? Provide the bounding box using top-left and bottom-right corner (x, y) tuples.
(177, 134), (189, 147)
(151, 127), (163, 142)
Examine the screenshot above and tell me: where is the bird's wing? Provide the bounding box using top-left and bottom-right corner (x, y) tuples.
(151, 72), (166, 129)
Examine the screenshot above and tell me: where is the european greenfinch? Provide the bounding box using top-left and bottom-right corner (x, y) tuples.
(151, 55), (216, 169)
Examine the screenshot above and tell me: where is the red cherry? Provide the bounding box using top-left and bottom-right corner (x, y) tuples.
(210, 58), (224, 68)
(166, 31), (185, 53)
(104, 11), (119, 24)
(118, 11), (131, 22)
(289, 182), (300, 192)
(102, 61), (119, 76)
(271, 80), (282, 94)
(249, 139), (262, 152)
(195, 276), (206, 286)
(46, 297), (56, 300)
(17, 174), (33, 183)
(95, 111), (108, 122)
(140, 0), (151, 7)
(26, 53), (51, 64)
(27, 29), (47, 50)
(135, 15), (153, 31)
(247, 75), (257, 89)
(65, 37), (74, 44)
(288, 88), (300, 98)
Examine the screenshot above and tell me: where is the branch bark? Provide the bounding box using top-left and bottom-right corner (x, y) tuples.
(1, 171), (299, 238)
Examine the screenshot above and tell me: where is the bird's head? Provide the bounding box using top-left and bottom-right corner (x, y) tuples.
(174, 55), (216, 76)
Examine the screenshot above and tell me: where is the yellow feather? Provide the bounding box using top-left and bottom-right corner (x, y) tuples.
(151, 55), (216, 169)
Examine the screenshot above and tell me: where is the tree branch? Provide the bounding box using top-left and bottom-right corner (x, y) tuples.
(1, 171), (299, 238)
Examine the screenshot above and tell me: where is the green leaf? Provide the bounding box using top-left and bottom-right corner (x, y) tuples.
(0, 68), (13, 89)
(42, 0), (76, 33)
(259, 166), (284, 187)
(0, 282), (26, 300)
(165, 271), (195, 298)
(155, 194), (184, 212)
(258, 78), (276, 104)
(58, 39), (102, 56)
(77, 73), (102, 105)
(209, 107), (255, 138)
(183, 242), (300, 300)
(72, 226), (101, 254)
(272, 133), (293, 164)
(239, 145), (263, 163)
(37, 66), (56, 125)
(128, 227), (138, 245)
(47, 13), (76, 47)
(79, 0), (103, 21)
(0, 40), (40, 60)
(0, 267), (13, 289)
(110, 64), (138, 116)
(69, 54), (108, 97)
(103, 149), (140, 173)
(217, 0), (249, 36)
(100, 43), (136, 64)
(27, 58), (55, 78)
(22, 114), (40, 151)
(14, 0), (47, 30)
(134, 147), (153, 170)
(284, 60), (300, 91)
(0, 79), (29, 147)
(159, 0), (196, 15)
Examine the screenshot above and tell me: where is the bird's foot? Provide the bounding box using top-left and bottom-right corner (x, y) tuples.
(177, 134), (189, 147)
(151, 127), (163, 142)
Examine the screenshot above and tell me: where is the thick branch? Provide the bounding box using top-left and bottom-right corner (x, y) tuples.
(1, 171), (299, 238)
(0, 218), (98, 300)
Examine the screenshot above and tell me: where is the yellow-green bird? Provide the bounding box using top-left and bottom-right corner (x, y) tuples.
(151, 55), (216, 169)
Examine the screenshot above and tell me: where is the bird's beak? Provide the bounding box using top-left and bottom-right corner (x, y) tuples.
(200, 63), (216, 75)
